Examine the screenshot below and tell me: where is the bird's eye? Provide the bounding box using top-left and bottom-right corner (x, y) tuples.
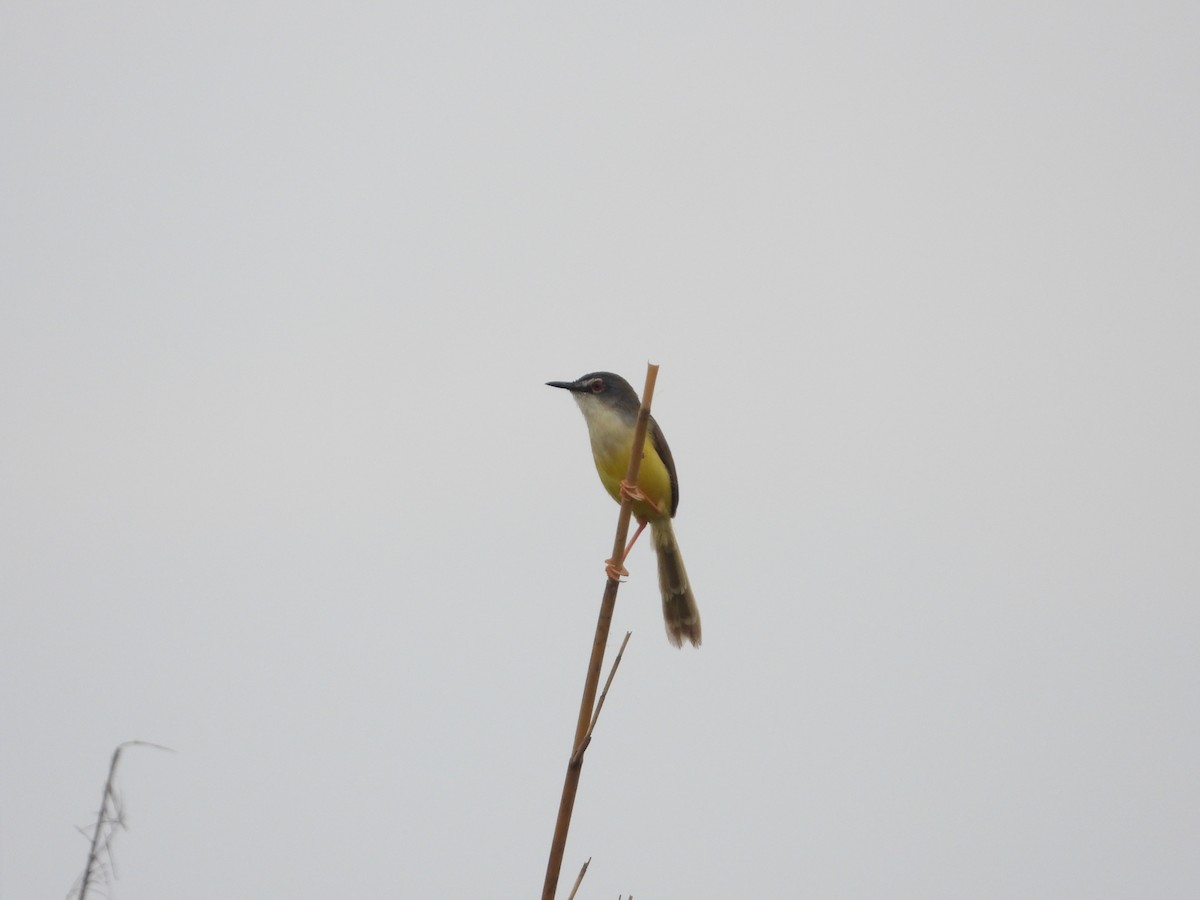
(590, 379), (605, 393)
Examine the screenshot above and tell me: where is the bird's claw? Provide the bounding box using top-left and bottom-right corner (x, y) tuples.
(618, 480), (652, 505)
(605, 558), (629, 582)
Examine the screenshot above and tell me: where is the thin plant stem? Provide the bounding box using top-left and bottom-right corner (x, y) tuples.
(73, 740), (172, 900)
(565, 857), (591, 900)
(541, 363), (660, 900)
(571, 631), (632, 766)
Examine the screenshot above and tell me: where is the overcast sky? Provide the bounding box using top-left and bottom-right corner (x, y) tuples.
(2, 2), (1198, 898)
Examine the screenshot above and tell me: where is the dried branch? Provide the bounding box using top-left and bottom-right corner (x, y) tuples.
(565, 857), (591, 900)
(571, 631), (632, 766)
(69, 741), (173, 900)
(541, 363), (660, 900)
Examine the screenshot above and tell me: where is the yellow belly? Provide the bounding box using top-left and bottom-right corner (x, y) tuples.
(592, 433), (674, 522)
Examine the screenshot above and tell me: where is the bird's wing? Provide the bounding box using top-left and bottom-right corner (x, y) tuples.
(648, 415), (680, 518)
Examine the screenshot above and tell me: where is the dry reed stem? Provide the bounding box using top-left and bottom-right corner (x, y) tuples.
(541, 363), (660, 900)
(571, 631), (632, 766)
(565, 857), (591, 900)
(71, 740), (173, 900)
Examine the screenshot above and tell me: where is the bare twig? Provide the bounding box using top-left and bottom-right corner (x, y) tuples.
(565, 857), (591, 900)
(571, 631), (632, 766)
(542, 363), (660, 900)
(69, 741), (173, 900)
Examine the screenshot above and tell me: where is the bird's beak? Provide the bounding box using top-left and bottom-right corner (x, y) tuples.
(546, 380), (583, 392)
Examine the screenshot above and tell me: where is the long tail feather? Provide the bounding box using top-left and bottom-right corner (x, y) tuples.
(650, 520), (701, 648)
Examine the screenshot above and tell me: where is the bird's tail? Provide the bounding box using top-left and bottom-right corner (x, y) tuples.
(650, 519), (702, 648)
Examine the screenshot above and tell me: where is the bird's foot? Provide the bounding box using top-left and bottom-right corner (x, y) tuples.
(619, 480), (664, 515)
(618, 480), (650, 505)
(605, 558), (629, 582)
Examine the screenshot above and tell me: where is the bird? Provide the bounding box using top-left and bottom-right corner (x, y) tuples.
(547, 371), (701, 648)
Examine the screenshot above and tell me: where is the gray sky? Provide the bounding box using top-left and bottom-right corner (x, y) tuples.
(2, 2), (1198, 898)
